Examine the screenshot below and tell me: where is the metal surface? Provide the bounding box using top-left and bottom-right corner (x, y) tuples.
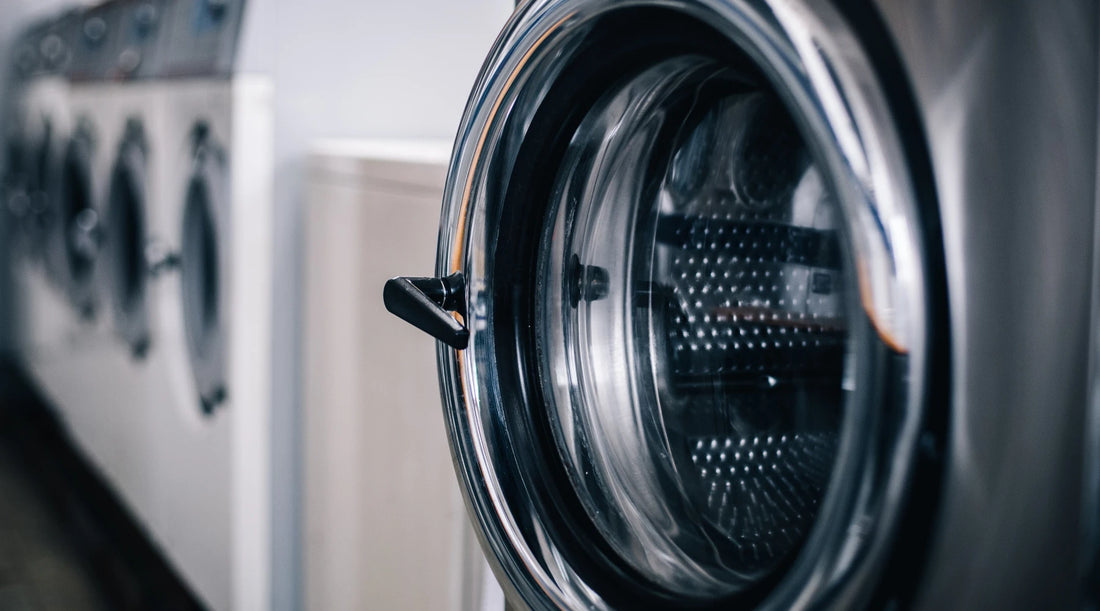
(434, 0), (932, 608)
(530, 57), (851, 595)
(150, 76), (274, 610)
(871, 1), (1097, 608)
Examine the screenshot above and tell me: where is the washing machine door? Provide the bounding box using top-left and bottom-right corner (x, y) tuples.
(387, 0), (939, 608)
(57, 121), (101, 317)
(180, 125), (227, 415)
(104, 120), (153, 358)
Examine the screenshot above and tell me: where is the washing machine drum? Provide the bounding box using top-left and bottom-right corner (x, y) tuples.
(104, 122), (151, 357)
(386, 0), (936, 608)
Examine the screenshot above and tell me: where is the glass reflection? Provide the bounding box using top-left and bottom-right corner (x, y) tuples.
(538, 57), (851, 596)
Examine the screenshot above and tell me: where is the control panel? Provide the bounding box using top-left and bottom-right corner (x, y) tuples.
(10, 10), (80, 80)
(8, 0), (247, 83)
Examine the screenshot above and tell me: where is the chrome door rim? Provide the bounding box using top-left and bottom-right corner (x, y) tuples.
(436, 0), (931, 608)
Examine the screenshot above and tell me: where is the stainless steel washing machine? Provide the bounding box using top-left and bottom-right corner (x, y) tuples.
(386, 0), (1099, 608)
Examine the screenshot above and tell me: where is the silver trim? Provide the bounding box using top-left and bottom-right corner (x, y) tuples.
(437, 0), (931, 608)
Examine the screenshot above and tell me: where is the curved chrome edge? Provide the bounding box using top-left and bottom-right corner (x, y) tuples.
(435, 0), (933, 608)
(1084, 70), (1100, 604)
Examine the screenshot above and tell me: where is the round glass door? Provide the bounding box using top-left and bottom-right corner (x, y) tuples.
(180, 127), (227, 415)
(419, 1), (936, 608)
(59, 124), (100, 316)
(105, 121), (151, 357)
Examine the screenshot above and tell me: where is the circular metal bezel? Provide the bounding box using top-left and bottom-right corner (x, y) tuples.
(436, 0), (930, 608)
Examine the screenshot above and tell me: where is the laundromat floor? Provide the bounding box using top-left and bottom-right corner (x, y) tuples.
(0, 442), (108, 611)
(0, 361), (204, 611)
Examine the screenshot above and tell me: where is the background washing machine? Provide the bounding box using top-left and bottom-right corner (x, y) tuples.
(144, 72), (274, 611)
(40, 0), (168, 539)
(4, 2), (275, 609)
(4, 10), (162, 520)
(6, 12), (82, 391)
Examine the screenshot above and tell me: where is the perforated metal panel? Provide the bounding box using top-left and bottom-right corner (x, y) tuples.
(653, 96), (847, 572)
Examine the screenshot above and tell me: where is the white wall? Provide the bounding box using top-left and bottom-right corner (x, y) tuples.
(263, 1), (512, 142)
(243, 2), (514, 610)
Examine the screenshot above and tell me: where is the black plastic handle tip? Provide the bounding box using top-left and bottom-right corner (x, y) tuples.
(384, 273), (469, 349)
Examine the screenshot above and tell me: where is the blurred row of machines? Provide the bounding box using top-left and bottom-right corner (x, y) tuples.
(1, 1), (498, 609)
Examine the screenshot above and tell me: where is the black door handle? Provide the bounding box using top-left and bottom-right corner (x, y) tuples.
(383, 272), (469, 349)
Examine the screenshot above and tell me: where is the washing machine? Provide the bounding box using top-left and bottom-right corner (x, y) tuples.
(144, 71), (274, 611)
(386, 0), (1098, 608)
(3, 8), (156, 480)
(5, 12), (81, 367)
(4, 1), (274, 609)
(5, 0), (172, 547)
(42, 0), (168, 529)
(94, 2), (274, 608)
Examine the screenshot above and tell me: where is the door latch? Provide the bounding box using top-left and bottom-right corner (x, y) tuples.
(383, 272), (469, 349)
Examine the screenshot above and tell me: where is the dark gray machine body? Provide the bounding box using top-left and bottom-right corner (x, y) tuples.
(877, 1), (1097, 607)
